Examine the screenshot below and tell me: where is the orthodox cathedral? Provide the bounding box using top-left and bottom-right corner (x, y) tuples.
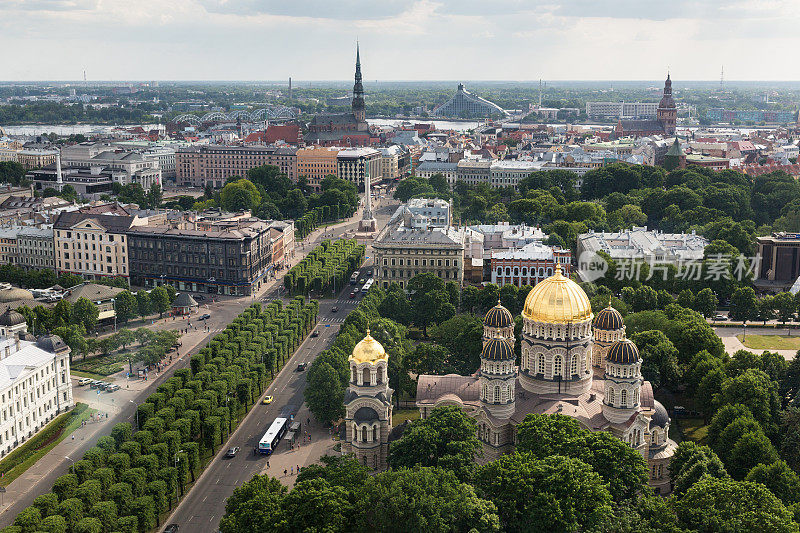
(343, 265), (676, 494)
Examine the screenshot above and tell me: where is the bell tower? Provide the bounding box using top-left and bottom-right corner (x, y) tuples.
(657, 74), (677, 135)
(352, 43), (366, 123)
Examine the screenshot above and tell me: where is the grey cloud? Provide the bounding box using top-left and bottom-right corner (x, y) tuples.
(6, 0), (99, 10)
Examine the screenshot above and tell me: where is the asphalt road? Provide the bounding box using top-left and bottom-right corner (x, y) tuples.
(0, 194), (398, 529)
(162, 318), (340, 530)
(162, 198), (397, 531)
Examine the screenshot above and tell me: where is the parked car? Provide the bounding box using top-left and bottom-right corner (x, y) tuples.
(163, 525), (179, 533)
(97, 382), (110, 391)
(199, 313), (211, 321)
(714, 314), (727, 321)
(296, 363), (307, 372)
(78, 378), (92, 386)
(106, 384), (120, 392)
(311, 330), (320, 337)
(262, 395), (274, 404)
(89, 380), (101, 389)
(225, 447), (240, 458)
(194, 294), (205, 301)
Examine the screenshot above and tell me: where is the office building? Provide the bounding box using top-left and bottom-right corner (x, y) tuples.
(586, 102), (658, 119)
(337, 148), (381, 190)
(756, 233), (800, 291)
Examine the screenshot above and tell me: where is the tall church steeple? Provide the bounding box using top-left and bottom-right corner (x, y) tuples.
(352, 43), (366, 123)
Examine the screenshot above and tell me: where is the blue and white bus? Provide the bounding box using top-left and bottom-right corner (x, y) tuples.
(258, 417), (289, 455)
(361, 278), (374, 294)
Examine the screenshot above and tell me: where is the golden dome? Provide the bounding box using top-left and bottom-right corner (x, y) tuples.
(522, 264), (592, 324)
(350, 329), (387, 364)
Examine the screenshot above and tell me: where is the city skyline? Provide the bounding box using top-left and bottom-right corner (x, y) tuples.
(2, 0), (800, 81)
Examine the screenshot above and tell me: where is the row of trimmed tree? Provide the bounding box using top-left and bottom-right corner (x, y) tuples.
(284, 239), (365, 296)
(7, 297), (318, 533)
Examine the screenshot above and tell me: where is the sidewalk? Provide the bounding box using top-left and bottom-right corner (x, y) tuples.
(0, 313), (214, 519)
(258, 403), (339, 487)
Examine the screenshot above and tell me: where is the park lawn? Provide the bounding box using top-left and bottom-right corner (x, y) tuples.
(736, 334), (800, 351)
(0, 403), (95, 487)
(677, 417), (709, 445)
(71, 370), (114, 382)
(392, 408), (421, 426)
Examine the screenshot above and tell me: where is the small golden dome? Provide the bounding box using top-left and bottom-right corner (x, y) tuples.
(350, 329), (387, 364)
(522, 264), (592, 324)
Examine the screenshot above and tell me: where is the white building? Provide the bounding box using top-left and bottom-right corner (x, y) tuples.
(61, 144), (161, 189)
(586, 102), (658, 119)
(402, 198), (451, 227)
(415, 161), (458, 185)
(0, 310), (73, 458)
(577, 226), (709, 281)
(490, 241), (572, 287)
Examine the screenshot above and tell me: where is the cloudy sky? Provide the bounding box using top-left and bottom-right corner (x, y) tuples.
(2, 0), (799, 81)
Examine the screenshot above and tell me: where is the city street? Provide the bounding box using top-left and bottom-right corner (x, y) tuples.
(163, 197), (397, 531)
(0, 194), (397, 528)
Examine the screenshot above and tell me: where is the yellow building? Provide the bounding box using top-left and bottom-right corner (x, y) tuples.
(296, 147), (340, 191)
(16, 149), (58, 170)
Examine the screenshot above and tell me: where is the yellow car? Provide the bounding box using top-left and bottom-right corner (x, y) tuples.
(262, 395), (274, 404)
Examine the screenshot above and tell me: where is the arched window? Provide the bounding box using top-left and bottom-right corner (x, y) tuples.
(634, 389), (639, 405)
(609, 387), (615, 405)
(361, 426), (367, 442)
(570, 355), (578, 376)
(553, 355), (563, 377)
(351, 366), (357, 383)
(505, 267), (511, 276)
(362, 367), (371, 386)
(621, 389), (628, 407)
(494, 385), (501, 403)
(373, 426), (378, 442)
(537, 354), (545, 374)
(376, 366), (383, 384)
(482, 384), (488, 400)
(513, 267), (519, 276)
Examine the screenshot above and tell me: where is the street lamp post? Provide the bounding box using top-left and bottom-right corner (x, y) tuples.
(174, 450), (185, 502)
(129, 400), (139, 430)
(64, 455), (75, 474)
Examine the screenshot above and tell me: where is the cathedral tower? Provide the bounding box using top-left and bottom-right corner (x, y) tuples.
(657, 74), (677, 135)
(591, 306), (625, 367)
(343, 329), (392, 470)
(352, 43), (366, 123)
(602, 338), (643, 424)
(519, 264), (593, 395)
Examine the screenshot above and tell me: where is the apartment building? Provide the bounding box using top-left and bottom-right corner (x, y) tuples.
(374, 207), (465, 289)
(53, 207), (145, 280)
(127, 218), (275, 296)
(17, 227), (55, 271)
(456, 159), (492, 186)
(296, 147), (340, 191)
(378, 145), (410, 181)
(175, 145), (297, 188)
(16, 149), (58, 170)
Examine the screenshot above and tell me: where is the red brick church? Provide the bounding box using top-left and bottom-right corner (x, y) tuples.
(306, 45), (375, 147)
(613, 74), (677, 139)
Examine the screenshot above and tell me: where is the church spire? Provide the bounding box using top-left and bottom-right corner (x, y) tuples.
(352, 42), (366, 123)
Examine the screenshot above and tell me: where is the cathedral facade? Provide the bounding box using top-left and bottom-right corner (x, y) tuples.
(613, 74), (678, 139)
(416, 265), (676, 494)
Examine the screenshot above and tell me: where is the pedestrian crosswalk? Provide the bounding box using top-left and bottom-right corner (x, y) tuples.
(320, 316), (346, 324)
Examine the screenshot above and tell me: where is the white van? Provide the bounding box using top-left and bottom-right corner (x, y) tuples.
(78, 378), (92, 386)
